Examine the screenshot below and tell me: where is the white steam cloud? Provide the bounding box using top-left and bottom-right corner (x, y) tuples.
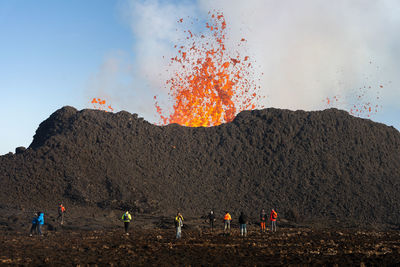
(87, 0), (400, 126)
(200, 0), (400, 111)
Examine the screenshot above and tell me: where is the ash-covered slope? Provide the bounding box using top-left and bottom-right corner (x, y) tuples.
(1, 106), (399, 228)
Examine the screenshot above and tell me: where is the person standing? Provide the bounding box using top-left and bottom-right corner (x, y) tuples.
(270, 209), (278, 232)
(121, 211), (132, 235)
(37, 212), (44, 235)
(57, 203), (66, 225)
(260, 209), (266, 232)
(29, 213), (38, 236)
(223, 211), (232, 234)
(207, 210), (216, 232)
(238, 211), (248, 237)
(175, 212), (184, 239)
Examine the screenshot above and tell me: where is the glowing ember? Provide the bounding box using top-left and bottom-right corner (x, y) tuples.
(91, 98), (114, 112)
(348, 85), (382, 118)
(324, 95), (340, 106)
(324, 85), (382, 118)
(155, 11), (264, 127)
(324, 60), (387, 118)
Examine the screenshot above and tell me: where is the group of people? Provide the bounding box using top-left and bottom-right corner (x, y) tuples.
(120, 210), (185, 239)
(217, 209), (278, 237)
(29, 203), (277, 239)
(120, 209), (278, 239)
(29, 211), (45, 236)
(29, 203), (66, 236)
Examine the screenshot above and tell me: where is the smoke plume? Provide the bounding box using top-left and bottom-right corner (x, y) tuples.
(88, 0), (400, 126)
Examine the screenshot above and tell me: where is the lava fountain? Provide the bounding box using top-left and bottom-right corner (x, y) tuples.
(155, 11), (264, 127)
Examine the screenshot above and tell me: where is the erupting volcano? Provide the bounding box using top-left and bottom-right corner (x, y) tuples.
(155, 12), (264, 127)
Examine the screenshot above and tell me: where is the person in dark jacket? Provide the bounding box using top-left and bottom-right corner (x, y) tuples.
(37, 212), (44, 235)
(238, 211), (248, 236)
(260, 209), (266, 232)
(207, 210), (216, 232)
(29, 213), (38, 236)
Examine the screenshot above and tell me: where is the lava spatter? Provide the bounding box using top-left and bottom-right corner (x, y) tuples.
(91, 98), (114, 112)
(155, 11), (264, 127)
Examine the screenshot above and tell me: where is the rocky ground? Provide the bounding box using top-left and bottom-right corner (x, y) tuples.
(1, 224), (399, 266)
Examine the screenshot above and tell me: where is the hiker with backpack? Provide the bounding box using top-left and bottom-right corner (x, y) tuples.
(175, 212), (184, 239)
(223, 211), (232, 234)
(121, 211), (132, 235)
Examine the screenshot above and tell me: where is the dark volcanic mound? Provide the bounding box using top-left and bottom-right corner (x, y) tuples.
(1, 106), (399, 228)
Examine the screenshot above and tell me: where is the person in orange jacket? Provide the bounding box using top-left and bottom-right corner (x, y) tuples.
(57, 203), (66, 225)
(270, 209), (278, 232)
(223, 211), (232, 233)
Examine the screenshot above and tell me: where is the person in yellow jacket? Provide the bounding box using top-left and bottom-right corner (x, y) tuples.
(223, 211), (232, 234)
(175, 212), (184, 239)
(121, 211), (132, 235)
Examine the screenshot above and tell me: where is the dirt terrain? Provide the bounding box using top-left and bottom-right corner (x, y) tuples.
(1, 224), (399, 266)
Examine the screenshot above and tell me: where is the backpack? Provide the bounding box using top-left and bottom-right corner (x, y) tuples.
(175, 216), (182, 227)
(123, 213), (131, 221)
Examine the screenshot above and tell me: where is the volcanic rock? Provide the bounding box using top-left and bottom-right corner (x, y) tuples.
(0, 106), (399, 228)
(15, 146), (26, 154)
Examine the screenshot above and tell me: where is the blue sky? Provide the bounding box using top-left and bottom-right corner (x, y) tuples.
(0, 1), (133, 154)
(1, 0), (399, 155)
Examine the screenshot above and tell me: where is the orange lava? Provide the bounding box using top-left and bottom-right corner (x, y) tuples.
(155, 11), (263, 127)
(91, 98), (114, 112)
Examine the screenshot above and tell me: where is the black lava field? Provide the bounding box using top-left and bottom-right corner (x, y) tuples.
(0, 106), (399, 230)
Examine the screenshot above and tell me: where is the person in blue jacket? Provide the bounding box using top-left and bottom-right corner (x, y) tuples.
(29, 213), (38, 236)
(37, 212), (44, 235)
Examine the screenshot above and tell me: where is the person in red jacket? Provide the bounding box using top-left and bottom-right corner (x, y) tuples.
(270, 209), (278, 232)
(57, 203), (66, 225)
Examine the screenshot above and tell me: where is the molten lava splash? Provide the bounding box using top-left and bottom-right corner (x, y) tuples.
(91, 98), (114, 112)
(155, 11), (264, 127)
